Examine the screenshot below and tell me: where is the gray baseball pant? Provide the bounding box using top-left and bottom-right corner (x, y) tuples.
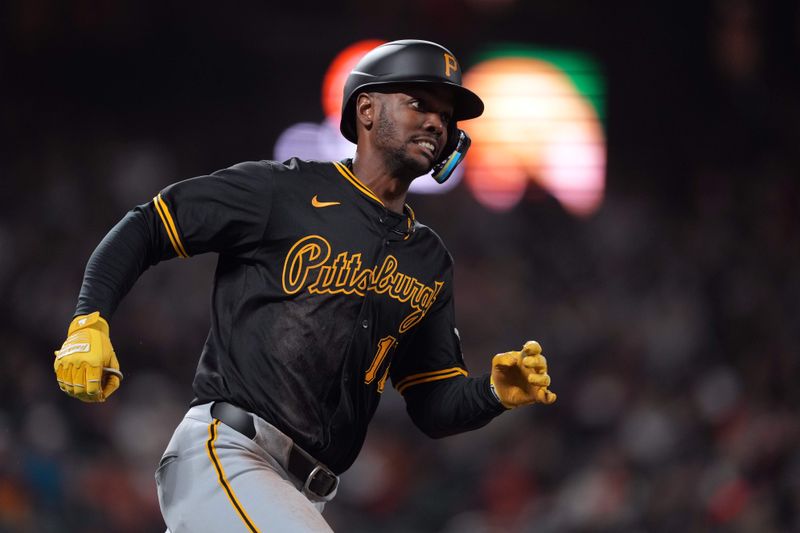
(155, 402), (335, 532)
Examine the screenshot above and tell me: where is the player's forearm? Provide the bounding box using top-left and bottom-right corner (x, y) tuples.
(404, 374), (506, 439)
(75, 204), (166, 318)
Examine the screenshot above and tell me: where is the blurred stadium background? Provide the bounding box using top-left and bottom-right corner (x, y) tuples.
(3, 0), (800, 531)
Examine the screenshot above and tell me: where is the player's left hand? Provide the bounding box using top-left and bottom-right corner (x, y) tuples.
(490, 340), (556, 408)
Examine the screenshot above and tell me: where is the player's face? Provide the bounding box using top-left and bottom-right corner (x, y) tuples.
(373, 86), (454, 176)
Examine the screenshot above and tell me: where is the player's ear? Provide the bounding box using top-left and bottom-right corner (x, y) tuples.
(355, 92), (375, 132)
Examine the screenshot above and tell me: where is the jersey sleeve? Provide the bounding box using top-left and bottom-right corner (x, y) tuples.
(75, 203), (170, 318)
(390, 268), (506, 438)
(155, 160), (274, 257)
(74, 160), (275, 319)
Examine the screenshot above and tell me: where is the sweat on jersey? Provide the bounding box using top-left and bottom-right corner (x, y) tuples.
(75, 158), (506, 474)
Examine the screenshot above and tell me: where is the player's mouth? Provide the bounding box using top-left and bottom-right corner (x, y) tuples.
(412, 138), (439, 160)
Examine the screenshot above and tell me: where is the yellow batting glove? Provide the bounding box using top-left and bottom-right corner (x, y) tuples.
(490, 340), (556, 408)
(54, 312), (123, 403)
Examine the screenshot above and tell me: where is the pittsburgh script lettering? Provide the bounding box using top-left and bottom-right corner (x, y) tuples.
(282, 235), (443, 333)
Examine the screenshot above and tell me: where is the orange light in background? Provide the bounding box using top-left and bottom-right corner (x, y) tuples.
(463, 56), (606, 216)
(321, 39), (386, 127)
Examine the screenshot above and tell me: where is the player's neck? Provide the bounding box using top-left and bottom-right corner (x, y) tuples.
(351, 155), (410, 214)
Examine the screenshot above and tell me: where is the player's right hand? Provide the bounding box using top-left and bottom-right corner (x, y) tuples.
(54, 311), (122, 402)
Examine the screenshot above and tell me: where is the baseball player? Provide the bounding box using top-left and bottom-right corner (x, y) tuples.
(54, 39), (556, 532)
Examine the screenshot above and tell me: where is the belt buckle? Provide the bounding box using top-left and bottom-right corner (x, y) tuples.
(303, 465), (339, 502)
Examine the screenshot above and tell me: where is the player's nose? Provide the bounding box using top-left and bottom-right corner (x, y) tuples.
(422, 118), (446, 154)
(423, 112), (445, 137)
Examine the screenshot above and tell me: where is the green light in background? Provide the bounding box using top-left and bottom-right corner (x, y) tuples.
(473, 45), (606, 122)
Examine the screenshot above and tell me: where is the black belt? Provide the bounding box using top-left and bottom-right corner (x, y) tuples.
(210, 402), (339, 501)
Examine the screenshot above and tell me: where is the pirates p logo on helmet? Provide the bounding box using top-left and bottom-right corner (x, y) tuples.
(443, 53), (458, 77)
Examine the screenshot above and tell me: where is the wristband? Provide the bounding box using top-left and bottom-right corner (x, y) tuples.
(489, 381), (506, 408)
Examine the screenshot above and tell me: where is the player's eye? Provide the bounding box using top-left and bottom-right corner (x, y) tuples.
(440, 112), (452, 125)
(409, 99), (423, 110)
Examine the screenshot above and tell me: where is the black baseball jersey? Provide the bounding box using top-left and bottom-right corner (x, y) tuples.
(76, 158), (505, 473)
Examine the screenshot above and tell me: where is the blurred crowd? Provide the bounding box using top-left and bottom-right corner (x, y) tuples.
(2, 0), (800, 532)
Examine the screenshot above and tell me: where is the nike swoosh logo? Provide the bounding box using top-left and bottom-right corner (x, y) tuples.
(312, 195), (341, 208)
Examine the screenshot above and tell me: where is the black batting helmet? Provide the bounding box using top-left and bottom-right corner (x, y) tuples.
(339, 39), (484, 143)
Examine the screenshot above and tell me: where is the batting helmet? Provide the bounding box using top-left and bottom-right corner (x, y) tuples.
(339, 39), (484, 144)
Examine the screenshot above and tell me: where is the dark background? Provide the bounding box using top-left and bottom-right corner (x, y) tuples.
(2, 0), (800, 531)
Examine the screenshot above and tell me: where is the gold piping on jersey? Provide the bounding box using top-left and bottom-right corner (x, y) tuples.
(206, 420), (261, 533)
(403, 204), (416, 240)
(331, 161), (417, 238)
(153, 194), (189, 258)
(332, 161), (383, 205)
(395, 367), (468, 395)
